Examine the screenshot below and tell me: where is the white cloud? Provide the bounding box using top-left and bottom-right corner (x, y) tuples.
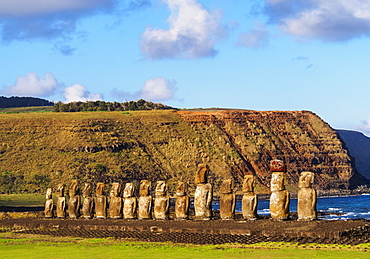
(354, 119), (370, 137)
(111, 77), (177, 102)
(1, 72), (61, 97)
(140, 0), (227, 59)
(63, 84), (103, 103)
(236, 23), (269, 48)
(263, 0), (370, 42)
(139, 77), (177, 101)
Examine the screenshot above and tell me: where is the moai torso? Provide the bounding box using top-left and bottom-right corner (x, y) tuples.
(175, 182), (189, 220)
(154, 181), (169, 220)
(82, 183), (94, 219)
(95, 182), (107, 219)
(68, 180), (80, 219)
(298, 171), (317, 221)
(56, 184), (66, 218)
(220, 179), (235, 220)
(242, 175), (258, 220)
(194, 164), (212, 220)
(44, 188), (54, 218)
(109, 183), (123, 219)
(123, 183), (137, 219)
(269, 160), (290, 220)
(138, 180), (152, 219)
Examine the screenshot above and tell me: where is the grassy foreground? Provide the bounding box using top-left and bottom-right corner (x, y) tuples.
(0, 194), (45, 206)
(0, 232), (369, 259)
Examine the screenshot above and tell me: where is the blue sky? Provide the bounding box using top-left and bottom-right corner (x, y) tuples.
(1, 0), (370, 135)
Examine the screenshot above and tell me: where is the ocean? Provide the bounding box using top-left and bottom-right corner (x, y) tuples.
(214, 194), (370, 220)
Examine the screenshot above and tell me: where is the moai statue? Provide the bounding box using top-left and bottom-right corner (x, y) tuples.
(82, 182), (94, 219)
(194, 164), (213, 220)
(175, 181), (189, 220)
(56, 184), (66, 218)
(138, 180), (152, 220)
(220, 179), (235, 220)
(44, 188), (54, 218)
(269, 160), (290, 220)
(109, 182), (123, 219)
(68, 180), (80, 219)
(95, 182), (107, 219)
(298, 171), (317, 221)
(123, 183), (137, 219)
(154, 181), (169, 220)
(242, 175), (258, 220)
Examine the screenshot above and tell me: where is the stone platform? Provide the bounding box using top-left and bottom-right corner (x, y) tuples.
(1, 218), (369, 245)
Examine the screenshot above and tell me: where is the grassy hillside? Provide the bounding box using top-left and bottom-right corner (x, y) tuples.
(0, 109), (362, 195)
(0, 110), (215, 194)
(0, 106), (53, 113)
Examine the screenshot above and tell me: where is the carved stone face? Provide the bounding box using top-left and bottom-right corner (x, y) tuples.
(271, 172), (286, 191)
(83, 182), (92, 197)
(69, 180), (78, 197)
(56, 184), (65, 197)
(110, 183), (121, 197)
(270, 159), (286, 172)
(242, 175), (255, 193)
(155, 181), (167, 196)
(124, 183), (135, 198)
(46, 188), (52, 199)
(96, 182), (105, 196)
(195, 164), (208, 184)
(139, 180), (151, 196)
(220, 179), (233, 194)
(299, 171), (314, 188)
(176, 182), (188, 196)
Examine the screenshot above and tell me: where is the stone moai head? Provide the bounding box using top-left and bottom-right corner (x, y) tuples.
(46, 188), (52, 199)
(124, 183), (135, 198)
(195, 164), (208, 184)
(110, 183), (121, 197)
(83, 182), (92, 197)
(270, 159), (286, 172)
(242, 175), (255, 193)
(271, 172), (286, 192)
(96, 182), (105, 196)
(155, 181), (167, 197)
(220, 179), (234, 194)
(299, 171), (314, 188)
(176, 181), (188, 196)
(139, 180), (151, 196)
(69, 180), (78, 197)
(56, 184), (65, 197)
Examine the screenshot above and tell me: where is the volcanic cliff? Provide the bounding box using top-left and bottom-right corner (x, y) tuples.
(0, 109), (366, 194)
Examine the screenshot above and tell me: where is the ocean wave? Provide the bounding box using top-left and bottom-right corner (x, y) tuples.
(327, 207), (342, 211)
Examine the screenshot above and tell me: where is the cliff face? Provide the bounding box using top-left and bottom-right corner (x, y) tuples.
(0, 110), (365, 194)
(177, 110), (363, 191)
(336, 130), (370, 180)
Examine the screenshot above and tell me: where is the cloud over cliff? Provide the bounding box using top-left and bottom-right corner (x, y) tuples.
(111, 77), (177, 102)
(0, 72), (61, 97)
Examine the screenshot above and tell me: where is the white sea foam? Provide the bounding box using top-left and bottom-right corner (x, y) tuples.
(328, 207), (342, 211)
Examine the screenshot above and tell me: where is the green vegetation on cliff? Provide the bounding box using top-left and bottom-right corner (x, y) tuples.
(0, 109), (364, 194)
(53, 99), (175, 112)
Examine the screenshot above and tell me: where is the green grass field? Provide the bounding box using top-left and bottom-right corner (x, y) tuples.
(0, 106), (53, 113)
(0, 232), (369, 259)
(0, 194), (45, 206)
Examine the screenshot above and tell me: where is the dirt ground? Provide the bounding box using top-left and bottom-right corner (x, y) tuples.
(1, 214), (369, 245)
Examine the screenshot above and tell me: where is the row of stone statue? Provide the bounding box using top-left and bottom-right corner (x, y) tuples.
(45, 161), (317, 221)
